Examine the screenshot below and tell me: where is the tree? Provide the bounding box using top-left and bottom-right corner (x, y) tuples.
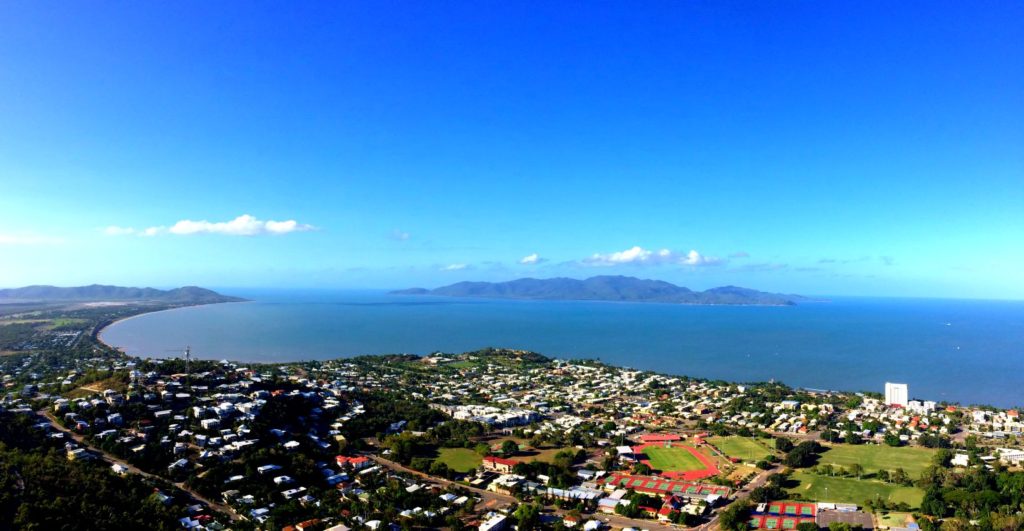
(776, 437), (794, 452)
(601, 453), (616, 471)
(797, 523), (819, 531)
(429, 460), (450, 478)
(891, 468), (909, 486)
(884, 432), (902, 447)
(502, 440), (519, 457)
(514, 503), (541, 531)
(410, 456), (432, 471)
(784, 442), (821, 468)
(750, 485), (784, 503)
(919, 433), (952, 449)
(934, 448), (953, 467)
(849, 463), (864, 479)
(938, 518), (971, 531)
(719, 501), (752, 531)
(920, 486), (947, 517)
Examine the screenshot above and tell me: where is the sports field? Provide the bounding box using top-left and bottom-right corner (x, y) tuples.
(708, 436), (773, 461)
(435, 448), (482, 472)
(643, 445), (707, 472)
(787, 470), (924, 508)
(818, 444), (936, 478)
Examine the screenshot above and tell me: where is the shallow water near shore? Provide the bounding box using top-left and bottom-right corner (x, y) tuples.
(101, 289), (1024, 408)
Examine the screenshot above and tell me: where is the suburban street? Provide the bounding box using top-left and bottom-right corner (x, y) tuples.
(35, 409), (241, 522)
(369, 455), (686, 531)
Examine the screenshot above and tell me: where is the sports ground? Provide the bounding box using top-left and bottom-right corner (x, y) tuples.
(633, 442), (719, 480)
(707, 435), (773, 462)
(817, 444), (936, 478)
(435, 448), (482, 472)
(786, 470), (925, 508)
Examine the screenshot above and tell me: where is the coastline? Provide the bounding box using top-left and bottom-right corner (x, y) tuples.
(96, 301), (250, 353)
(91, 294), (1024, 408)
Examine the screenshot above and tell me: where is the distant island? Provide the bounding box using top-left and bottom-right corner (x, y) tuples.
(0, 284), (245, 304)
(392, 275), (805, 306)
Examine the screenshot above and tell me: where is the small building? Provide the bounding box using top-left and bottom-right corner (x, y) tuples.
(482, 456), (518, 474)
(479, 514), (508, 531)
(67, 448), (91, 461)
(997, 448), (1024, 466)
(336, 455), (372, 470)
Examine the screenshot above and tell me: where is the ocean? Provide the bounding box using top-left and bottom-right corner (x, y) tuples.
(100, 289), (1024, 408)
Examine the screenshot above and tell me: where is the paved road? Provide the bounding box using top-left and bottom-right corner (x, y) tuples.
(36, 410), (241, 522)
(368, 454), (518, 505)
(706, 464), (785, 531)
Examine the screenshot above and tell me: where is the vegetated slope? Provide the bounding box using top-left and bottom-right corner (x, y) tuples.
(0, 284), (245, 303)
(393, 276), (805, 306)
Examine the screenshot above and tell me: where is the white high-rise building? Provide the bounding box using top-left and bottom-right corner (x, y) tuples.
(885, 382), (909, 407)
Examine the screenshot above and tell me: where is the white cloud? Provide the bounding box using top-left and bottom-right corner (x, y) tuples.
(584, 246), (663, 265)
(442, 263), (467, 271)
(519, 253), (543, 265)
(391, 229), (411, 241)
(680, 249), (719, 266)
(103, 226), (136, 236)
(169, 214), (314, 236)
(104, 214), (315, 237)
(584, 246), (721, 267)
(0, 233), (64, 245)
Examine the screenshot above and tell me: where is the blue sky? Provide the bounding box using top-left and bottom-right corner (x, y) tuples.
(1, 2), (1021, 299)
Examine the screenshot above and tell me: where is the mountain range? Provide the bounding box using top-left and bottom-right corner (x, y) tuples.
(392, 276), (805, 306)
(0, 284), (245, 304)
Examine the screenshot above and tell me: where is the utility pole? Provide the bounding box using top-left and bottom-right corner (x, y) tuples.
(185, 345), (191, 395)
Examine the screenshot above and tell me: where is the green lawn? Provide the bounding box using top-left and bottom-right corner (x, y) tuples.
(708, 436), (773, 462)
(435, 448), (482, 472)
(788, 470), (924, 508)
(643, 446), (705, 472)
(875, 512), (915, 528)
(818, 444), (936, 478)
(47, 318), (87, 330)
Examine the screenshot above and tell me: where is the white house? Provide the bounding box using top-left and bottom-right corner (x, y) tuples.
(997, 448), (1024, 465)
(952, 453), (970, 467)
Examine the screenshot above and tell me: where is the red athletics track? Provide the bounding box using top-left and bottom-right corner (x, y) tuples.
(632, 442), (719, 481)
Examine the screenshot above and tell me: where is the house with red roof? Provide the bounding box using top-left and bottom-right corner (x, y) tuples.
(482, 456), (518, 474)
(639, 433), (682, 444)
(335, 455), (371, 470)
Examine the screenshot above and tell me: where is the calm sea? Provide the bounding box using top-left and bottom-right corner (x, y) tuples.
(101, 290), (1024, 408)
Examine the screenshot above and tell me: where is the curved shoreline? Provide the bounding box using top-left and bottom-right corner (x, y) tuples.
(96, 301), (251, 353)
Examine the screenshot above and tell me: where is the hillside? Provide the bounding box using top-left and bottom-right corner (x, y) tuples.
(392, 276), (803, 306)
(0, 284), (245, 304)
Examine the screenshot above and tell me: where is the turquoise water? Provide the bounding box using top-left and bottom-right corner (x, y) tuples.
(101, 290), (1024, 408)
